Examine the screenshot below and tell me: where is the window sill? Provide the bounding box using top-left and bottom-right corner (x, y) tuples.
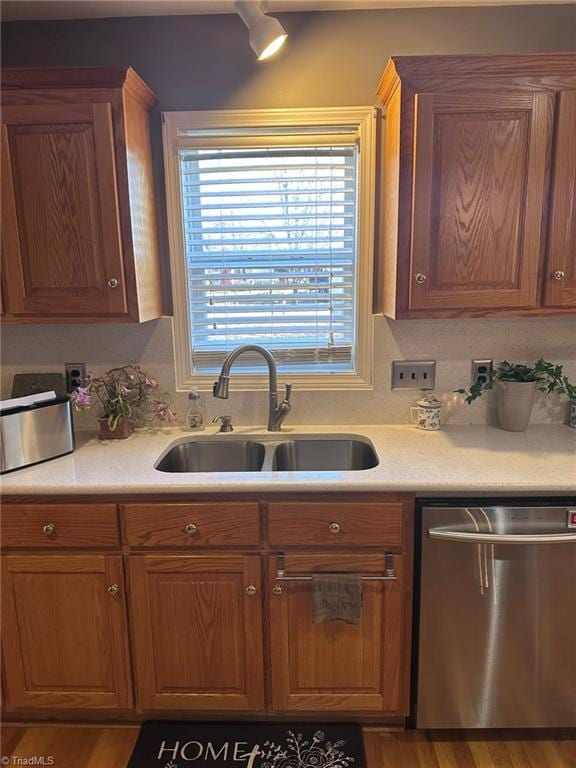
(176, 370), (373, 392)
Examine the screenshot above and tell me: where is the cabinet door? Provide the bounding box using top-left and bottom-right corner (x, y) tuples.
(1, 554), (132, 710)
(545, 91), (576, 307)
(1, 102), (127, 316)
(129, 554), (264, 711)
(269, 554), (406, 713)
(410, 92), (553, 311)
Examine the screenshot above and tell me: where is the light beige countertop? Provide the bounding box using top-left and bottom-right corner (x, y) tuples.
(1, 424), (575, 496)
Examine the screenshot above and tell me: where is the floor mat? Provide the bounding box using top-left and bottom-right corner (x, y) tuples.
(127, 722), (366, 768)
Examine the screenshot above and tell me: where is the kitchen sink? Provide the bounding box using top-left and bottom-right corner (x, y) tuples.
(155, 440), (266, 473)
(155, 435), (379, 473)
(272, 438), (379, 472)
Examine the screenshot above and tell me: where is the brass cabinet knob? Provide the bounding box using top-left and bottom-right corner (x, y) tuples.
(107, 278), (119, 288)
(42, 523), (56, 537)
(553, 270), (565, 281)
(328, 522), (341, 534)
(245, 585), (257, 596)
(107, 584), (119, 597)
(184, 523), (198, 536)
(415, 273), (427, 284)
(272, 585), (283, 595)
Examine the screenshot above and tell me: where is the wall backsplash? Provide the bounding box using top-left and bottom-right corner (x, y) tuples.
(2, 316), (574, 430)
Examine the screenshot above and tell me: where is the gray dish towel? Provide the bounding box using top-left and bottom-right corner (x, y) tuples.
(312, 573), (363, 625)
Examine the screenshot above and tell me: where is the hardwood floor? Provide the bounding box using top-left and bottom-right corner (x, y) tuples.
(0, 725), (575, 768)
(0, 725), (140, 767)
(364, 730), (576, 767)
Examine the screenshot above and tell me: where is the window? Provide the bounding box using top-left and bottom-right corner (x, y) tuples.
(163, 108), (376, 390)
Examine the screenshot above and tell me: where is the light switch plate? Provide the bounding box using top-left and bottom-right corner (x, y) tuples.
(391, 360), (436, 390)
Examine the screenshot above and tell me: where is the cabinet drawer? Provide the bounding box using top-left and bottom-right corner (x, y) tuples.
(268, 502), (403, 548)
(1, 504), (120, 548)
(123, 503), (261, 547)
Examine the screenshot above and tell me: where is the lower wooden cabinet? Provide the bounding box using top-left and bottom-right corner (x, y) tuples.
(128, 554), (265, 712)
(1, 496), (413, 719)
(1, 554), (132, 710)
(268, 553), (406, 713)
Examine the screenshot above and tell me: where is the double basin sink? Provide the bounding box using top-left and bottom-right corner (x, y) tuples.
(155, 435), (379, 473)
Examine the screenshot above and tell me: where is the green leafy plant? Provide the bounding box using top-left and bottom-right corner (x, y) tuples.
(558, 375), (576, 402)
(71, 364), (176, 431)
(456, 359), (565, 404)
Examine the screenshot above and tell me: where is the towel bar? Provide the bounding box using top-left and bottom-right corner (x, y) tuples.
(275, 574), (396, 581)
(274, 553), (396, 581)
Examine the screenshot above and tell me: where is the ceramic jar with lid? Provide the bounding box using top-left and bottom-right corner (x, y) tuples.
(411, 393), (442, 430)
(569, 400), (576, 429)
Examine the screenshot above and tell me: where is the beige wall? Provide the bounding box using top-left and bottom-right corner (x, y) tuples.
(2, 315), (575, 429)
(2, 7), (575, 427)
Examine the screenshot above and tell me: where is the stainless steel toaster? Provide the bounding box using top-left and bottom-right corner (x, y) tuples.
(0, 398), (75, 474)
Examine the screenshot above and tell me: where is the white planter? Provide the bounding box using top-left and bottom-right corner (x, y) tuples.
(495, 381), (537, 432)
(569, 399), (576, 429)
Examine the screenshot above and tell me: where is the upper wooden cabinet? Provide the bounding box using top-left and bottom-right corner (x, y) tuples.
(1, 67), (163, 323)
(375, 54), (576, 317)
(544, 90), (576, 308)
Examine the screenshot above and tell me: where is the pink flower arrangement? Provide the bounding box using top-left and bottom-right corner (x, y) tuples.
(73, 386), (92, 408)
(71, 364), (176, 432)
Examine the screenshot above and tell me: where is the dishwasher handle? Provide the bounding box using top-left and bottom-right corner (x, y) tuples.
(428, 529), (576, 544)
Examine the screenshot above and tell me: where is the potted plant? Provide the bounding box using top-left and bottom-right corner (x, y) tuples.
(72, 364), (176, 439)
(557, 375), (576, 429)
(456, 359), (564, 432)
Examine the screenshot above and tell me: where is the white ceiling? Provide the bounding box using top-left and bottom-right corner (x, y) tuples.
(2, 0), (574, 22)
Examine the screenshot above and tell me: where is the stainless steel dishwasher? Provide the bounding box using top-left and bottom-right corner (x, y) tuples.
(416, 501), (576, 728)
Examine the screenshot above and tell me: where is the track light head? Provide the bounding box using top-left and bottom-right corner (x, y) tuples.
(235, 0), (288, 61)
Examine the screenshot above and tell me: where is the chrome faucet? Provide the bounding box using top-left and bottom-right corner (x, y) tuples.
(213, 344), (292, 432)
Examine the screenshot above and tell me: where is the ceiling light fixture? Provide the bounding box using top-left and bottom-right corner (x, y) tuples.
(235, 0), (288, 61)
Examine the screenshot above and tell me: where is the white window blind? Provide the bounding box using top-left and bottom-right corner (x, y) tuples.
(178, 142), (358, 373)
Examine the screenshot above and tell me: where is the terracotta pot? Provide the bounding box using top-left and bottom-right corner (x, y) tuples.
(98, 417), (135, 440)
(495, 381), (536, 432)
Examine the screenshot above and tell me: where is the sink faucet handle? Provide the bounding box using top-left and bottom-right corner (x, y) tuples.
(213, 415), (234, 433)
(284, 383), (293, 402)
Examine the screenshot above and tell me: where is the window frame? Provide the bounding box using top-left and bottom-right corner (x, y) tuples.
(162, 107), (376, 392)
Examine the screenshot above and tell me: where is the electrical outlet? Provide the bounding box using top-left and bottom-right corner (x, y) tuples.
(471, 359), (493, 387)
(65, 363), (87, 393)
(391, 360), (436, 390)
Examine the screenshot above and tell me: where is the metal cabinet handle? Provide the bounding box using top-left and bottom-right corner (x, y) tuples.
(245, 585), (257, 596)
(43, 523), (56, 537)
(328, 522), (341, 534)
(107, 278), (119, 288)
(415, 273), (427, 284)
(429, 528), (576, 544)
(272, 585), (283, 595)
(184, 523), (198, 535)
(553, 270), (565, 281)
(107, 583), (119, 596)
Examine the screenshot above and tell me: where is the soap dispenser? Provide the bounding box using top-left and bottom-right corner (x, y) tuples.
(185, 388), (205, 431)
